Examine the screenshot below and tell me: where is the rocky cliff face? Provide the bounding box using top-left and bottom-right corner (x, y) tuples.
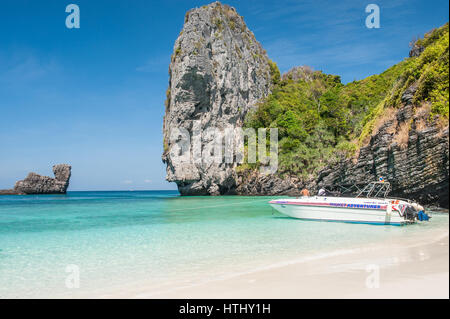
(234, 27), (449, 208)
(162, 2), (272, 195)
(237, 87), (449, 208)
(316, 99), (449, 208)
(0, 164), (71, 195)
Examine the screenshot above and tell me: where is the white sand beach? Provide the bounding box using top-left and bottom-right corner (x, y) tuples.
(116, 224), (449, 299)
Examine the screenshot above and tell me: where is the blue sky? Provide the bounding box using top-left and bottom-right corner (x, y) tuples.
(0, 0), (448, 191)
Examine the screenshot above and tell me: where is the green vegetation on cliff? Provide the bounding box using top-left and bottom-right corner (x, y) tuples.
(389, 23), (449, 117)
(245, 23), (449, 178)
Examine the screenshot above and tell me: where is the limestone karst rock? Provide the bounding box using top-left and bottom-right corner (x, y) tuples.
(0, 164), (72, 195)
(14, 164), (72, 194)
(162, 2), (273, 195)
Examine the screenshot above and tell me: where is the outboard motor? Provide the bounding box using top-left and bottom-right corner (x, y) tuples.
(404, 205), (418, 221)
(417, 210), (430, 221)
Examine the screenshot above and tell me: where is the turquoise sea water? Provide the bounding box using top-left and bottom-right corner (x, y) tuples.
(0, 191), (448, 298)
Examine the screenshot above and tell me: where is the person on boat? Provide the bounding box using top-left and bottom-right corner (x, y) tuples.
(318, 188), (326, 196)
(300, 188), (310, 197)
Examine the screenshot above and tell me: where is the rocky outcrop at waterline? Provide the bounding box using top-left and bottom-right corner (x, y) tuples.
(0, 189), (20, 195)
(162, 2), (273, 195)
(0, 164), (71, 195)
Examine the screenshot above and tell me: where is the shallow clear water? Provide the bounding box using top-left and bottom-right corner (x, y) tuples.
(0, 191), (448, 298)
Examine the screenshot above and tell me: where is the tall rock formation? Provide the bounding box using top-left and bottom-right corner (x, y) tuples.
(0, 164), (72, 195)
(162, 2), (272, 195)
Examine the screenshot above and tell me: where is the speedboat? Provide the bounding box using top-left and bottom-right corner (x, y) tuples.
(269, 181), (430, 226)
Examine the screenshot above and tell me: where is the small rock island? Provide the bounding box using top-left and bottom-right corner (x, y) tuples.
(0, 164), (71, 195)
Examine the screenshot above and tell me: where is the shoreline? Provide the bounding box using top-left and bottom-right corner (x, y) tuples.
(109, 224), (449, 299)
(3, 195), (447, 299)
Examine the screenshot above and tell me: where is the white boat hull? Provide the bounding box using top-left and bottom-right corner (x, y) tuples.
(270, 197), (408, 226)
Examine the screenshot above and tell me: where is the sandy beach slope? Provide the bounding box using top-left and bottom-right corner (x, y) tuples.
(122, 226), (448, 299)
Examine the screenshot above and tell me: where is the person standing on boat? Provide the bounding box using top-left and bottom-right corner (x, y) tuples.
(300, 188), (310, 197)
(318, 188), (326, 196)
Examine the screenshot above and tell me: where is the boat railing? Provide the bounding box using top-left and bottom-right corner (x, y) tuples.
(356, 181), (391, 198)
(321, 181), (420, 205)
(322, 181), (391, 199)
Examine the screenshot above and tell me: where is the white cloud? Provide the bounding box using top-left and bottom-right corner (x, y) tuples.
(0, 51), (60, 86)
(136, 55), (170, 73)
